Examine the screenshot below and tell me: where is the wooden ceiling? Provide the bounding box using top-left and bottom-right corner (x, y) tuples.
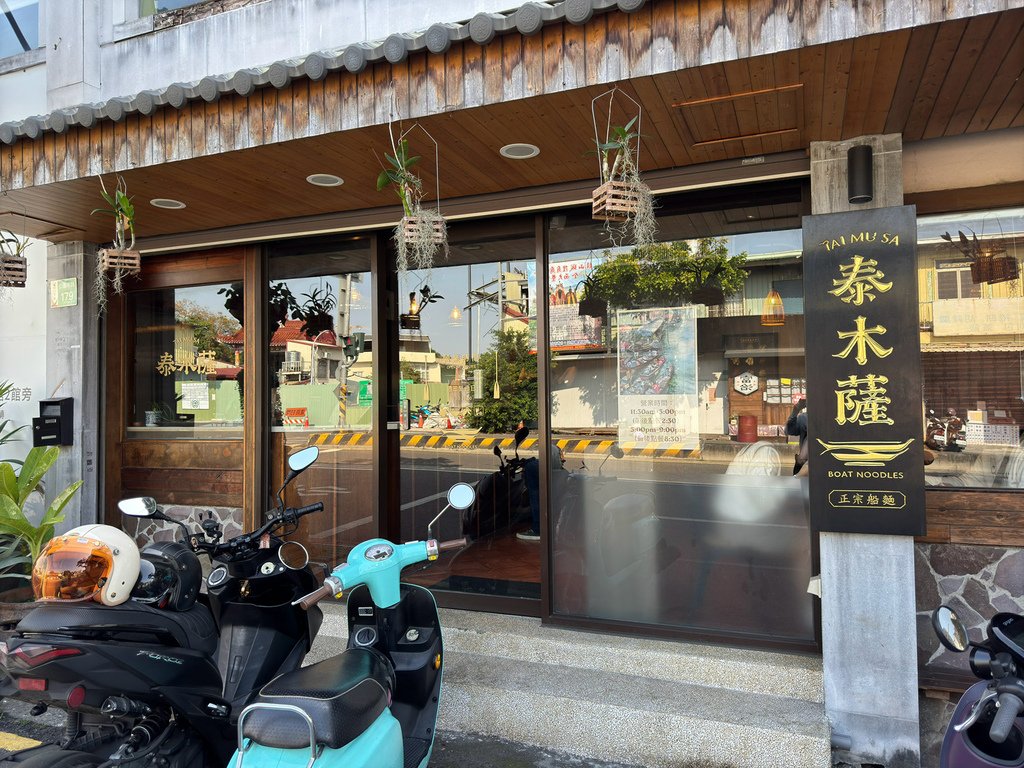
(0, 9), (1021, 247)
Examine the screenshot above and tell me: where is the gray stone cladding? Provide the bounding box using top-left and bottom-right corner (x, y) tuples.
(915, 543), (1024, 671)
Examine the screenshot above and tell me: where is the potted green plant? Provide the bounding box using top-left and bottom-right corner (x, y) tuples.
(293, 284), (337, 338)
(92, 174), (140, 313)
(0, 230), (28, 295)
(586, 239), (748, 309)
(377, 125), (448, 273)
(0, 381), (27, 465)
(576, 274), (608, 319)
(590, 89), (656, 248)
(0, 447), (84, 615)
(218, 281), (296, 330)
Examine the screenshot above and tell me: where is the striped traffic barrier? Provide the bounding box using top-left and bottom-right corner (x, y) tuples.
(307, 431), (702, 459)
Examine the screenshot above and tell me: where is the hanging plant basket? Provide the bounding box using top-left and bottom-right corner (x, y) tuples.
(377, 118), (449, 273)
(98, 248), (141, 275)
(589, 88), (656, 247)
(0, 254), (27, 288)
(942, 230), (1019, 286)
(402, 215), (446, 245)
(970, 251), (1019, 285)
(592, 180), (643, 223)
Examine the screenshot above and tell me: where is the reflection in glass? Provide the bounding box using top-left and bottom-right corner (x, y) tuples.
(128, 284), (244, 439)
(267, 238), (373, 566)
(399, 223), (541, 600)
(547, 183), (815, 645)
(919, 207), (1024, 490)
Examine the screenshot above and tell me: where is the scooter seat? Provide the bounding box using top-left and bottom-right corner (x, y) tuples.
(15, 600), (218, 657)
(243, 648), (394, 750)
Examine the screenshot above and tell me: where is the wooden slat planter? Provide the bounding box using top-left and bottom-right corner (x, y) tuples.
(0, 254), (27, 287)
(401, 216), (445, 244)
(970, 254), (1019, 285)
(98, 248), (142, 274)
(591, 180), (642, 222)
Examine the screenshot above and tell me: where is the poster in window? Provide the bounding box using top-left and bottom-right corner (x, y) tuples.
(527, 256), (607, 353)
(802, 206), (925, 536)
(616, 306), (699, 447)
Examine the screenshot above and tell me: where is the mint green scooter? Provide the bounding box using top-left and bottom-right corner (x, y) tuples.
(229, 482), (475, 768)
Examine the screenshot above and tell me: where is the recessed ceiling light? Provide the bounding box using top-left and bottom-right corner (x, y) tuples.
(306, 173), (344, 187)
(150, 198), (186, 209)
(499, 143), (540, 160)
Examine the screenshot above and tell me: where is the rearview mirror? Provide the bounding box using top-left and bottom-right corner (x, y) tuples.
(288, 446), (319, 473)
(446, 482), (476, 511)
(932, 605), (969, 652)
(118, 497), (158, 518)
(492, 445), (502, 457)
(514, 425), (530, 446)
(610, 445), (625, 459)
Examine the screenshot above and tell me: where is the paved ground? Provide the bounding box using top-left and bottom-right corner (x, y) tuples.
(0, 701), (644, 768)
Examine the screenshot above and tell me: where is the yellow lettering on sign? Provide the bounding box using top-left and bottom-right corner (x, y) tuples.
(833, 316), (893, 365)
(829, 255), (893, 306)
(834, 374), (894, 426)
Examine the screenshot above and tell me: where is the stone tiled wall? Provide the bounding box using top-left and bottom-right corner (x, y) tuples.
(126, 505), (243, 560)
(915, 543), (1024, 671)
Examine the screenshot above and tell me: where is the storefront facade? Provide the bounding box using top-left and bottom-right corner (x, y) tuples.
(1, 1), (1022, 764)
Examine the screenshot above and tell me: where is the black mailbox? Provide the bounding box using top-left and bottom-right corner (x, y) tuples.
(33, 397), (73, 447)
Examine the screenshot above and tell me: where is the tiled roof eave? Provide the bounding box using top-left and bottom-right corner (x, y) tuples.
(0, 0), (647, 146)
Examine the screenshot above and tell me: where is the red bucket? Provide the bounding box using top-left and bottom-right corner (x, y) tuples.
(737, 415), (758, 443)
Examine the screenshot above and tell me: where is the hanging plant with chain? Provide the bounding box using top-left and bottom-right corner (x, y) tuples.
(377, 122), (448, 273)
(91, 175), (140, 314)
(590, 88), (656, 249)
(0, 230), (29, 300)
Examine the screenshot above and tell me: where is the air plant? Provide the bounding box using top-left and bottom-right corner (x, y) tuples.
(591, 89), (657, 249)
(376, 125), (448, 273)
(91, 174), (139, 313)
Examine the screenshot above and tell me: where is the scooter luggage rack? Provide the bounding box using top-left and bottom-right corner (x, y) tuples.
(235, 702), (322, 768)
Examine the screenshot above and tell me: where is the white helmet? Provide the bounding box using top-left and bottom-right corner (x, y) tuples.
(33, 524), (141, 607)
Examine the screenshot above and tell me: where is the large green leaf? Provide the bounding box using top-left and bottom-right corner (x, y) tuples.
(42, 479), (82, 527)
(16, 447), (57, 505)
(0, 462), (17, 501)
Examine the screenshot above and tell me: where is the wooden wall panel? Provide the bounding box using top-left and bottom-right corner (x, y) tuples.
(3, 4), (1023, 244)
(917, 489), (1024, 547)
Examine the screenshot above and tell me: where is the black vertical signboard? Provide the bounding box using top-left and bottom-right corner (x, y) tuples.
(802, 206), (925, 536)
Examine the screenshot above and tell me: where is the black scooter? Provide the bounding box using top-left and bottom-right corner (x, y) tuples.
(0, 446), (326, 768)
(461, 425), (533, 540)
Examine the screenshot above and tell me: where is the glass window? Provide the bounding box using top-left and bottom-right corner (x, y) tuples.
(1, 1), (38, 59)
(266, 237), (372, 566)
(398, 218), (541, 600)
(127, 283), (243, 439)
(919, 207), (1024, 489)
(139, 0), (205, 16)
(546, 181), (816, 646)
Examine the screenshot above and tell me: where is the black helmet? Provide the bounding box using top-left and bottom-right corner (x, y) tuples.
(131, 541), (202, 611)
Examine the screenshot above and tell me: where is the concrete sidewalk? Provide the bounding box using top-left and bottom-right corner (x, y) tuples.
(0, 700), (645, 767)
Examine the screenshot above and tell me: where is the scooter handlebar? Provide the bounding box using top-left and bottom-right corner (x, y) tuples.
(991, 692), (1023, 743)
(294, 578), (341, 611)
(438, 537), (468, 552)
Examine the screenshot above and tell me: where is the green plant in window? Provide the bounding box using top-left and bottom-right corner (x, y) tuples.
(293, 284), (337, 339)
(465, 329), (539, 434)
(586, 238), (748, 309)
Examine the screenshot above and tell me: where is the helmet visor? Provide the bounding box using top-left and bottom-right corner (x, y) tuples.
(131, 558), (176, 606)
(32, 537), (114, 602)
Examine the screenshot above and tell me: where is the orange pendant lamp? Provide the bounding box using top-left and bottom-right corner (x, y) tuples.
(760, 285), (785, 327)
